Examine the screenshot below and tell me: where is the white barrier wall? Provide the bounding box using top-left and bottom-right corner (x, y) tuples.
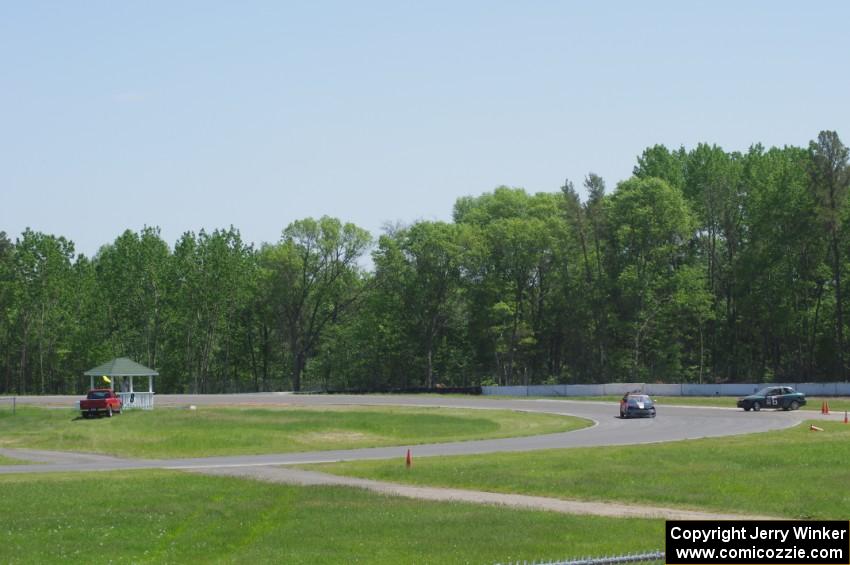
(568, 384), (605, 396)
(482, 386), (534, 396)
(481, 382), (850, 397)
(644, 384), (684, 396)
(602, 383), (645, 395)
(794, 383), (844, 395)
(676, 384), (759, 396)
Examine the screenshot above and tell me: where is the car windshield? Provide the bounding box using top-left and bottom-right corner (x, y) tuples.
(87, 391), (109, 400)
(628, 395), (652, 405)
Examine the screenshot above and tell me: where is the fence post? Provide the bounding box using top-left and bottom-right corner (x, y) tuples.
(12, 396), (15, 415)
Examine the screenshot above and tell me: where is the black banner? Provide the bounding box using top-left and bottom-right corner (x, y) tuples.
(666, 520), (849, 565)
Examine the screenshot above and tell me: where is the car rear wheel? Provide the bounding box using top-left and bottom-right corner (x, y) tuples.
(752, 401), (761, 412)
(790, 400), (800, 410)
(743, 405), (751, 412)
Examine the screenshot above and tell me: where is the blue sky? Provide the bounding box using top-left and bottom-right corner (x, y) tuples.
(2, 1), (848, 256)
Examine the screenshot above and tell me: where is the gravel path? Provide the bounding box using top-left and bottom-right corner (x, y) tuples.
(0, 445), (785, 519)
(191, 465), (781, 521)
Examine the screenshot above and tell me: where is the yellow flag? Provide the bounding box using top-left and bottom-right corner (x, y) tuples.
(101, 375), (111, 384)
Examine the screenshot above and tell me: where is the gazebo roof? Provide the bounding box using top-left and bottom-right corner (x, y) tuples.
(84, 357), (159, 377)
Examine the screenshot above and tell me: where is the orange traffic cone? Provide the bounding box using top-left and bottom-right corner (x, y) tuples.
(810, 424), (824, 432)
(844, 411), (848, 424)
(824, 401), (830, 415)
(405, 449), (412, 468)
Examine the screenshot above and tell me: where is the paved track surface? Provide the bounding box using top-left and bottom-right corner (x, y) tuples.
(2, 394), (825, 519)
(2, 393), (815, 475)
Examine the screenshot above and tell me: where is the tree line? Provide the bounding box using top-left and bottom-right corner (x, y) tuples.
(2, 131), (848, 394)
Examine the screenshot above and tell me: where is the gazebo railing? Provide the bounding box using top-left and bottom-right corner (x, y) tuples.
(117, 392), (155, 410)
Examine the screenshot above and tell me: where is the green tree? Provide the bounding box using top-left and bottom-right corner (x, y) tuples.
(607, 177), (697, 380)
(455, 188), (562, 384)
(633, 145), (687, 191)
(0, 232), (15, 392)
(94, 227), (170, 369)
(808, 131), (850, 379)
(262, 217), (371, 391)
(737, 145), (820, 380)
(556, 175), (611, 381)
(9, 229), (77, 393)
(373, 221), (467, 387)
(167, 228), (255, 393)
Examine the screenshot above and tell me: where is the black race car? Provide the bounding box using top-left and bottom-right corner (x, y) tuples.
(619, 393), (657, 418)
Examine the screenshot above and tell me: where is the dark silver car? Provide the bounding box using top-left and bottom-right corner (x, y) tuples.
(737, 386), (806, 411)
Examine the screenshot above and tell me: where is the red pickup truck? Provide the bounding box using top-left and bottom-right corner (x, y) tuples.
(80, 389), (122, 418)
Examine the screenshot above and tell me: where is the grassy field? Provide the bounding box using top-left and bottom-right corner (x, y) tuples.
(533, 395), (850, 411)
(306, 420), (850, 519)
(0, 469), (663, 564)
(0, 455), (27, 465)
(0, 405), (588, 459)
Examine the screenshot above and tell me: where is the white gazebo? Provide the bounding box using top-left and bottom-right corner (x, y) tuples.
(84, 357), (159, 410)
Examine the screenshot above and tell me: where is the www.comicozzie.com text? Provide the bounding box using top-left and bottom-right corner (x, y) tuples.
(674, 545), (845, 562)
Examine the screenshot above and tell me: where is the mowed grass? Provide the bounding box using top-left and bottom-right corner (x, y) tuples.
(0, 455), (27, 465)
(0, 405), (587, 459)
(306, 420), (850, 520)
(0, 470), (663, 564)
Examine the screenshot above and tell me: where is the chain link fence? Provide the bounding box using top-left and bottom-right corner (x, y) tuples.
(496, 549), (664, 565)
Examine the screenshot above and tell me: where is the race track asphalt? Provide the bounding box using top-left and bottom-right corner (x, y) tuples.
(0, 393), (816, 475)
